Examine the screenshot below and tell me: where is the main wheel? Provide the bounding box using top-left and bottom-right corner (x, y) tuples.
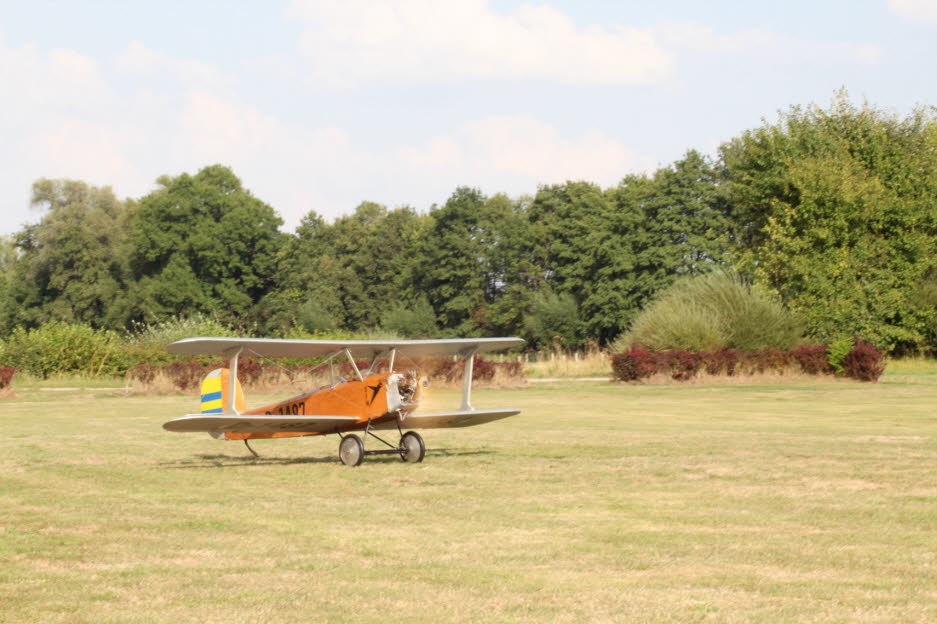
(339, 435), (364, 467)
(398, 431), (425, 463)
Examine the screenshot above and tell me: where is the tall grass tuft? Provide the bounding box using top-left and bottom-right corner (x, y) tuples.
(614, 271), (803, 352)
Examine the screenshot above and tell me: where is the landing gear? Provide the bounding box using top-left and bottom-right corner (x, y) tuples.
(338, 434), (364, 467)
(337, 422), (425, 466)
(399, 431), (425, 463)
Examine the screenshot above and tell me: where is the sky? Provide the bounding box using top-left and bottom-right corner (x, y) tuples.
(2, 0), (936, 235)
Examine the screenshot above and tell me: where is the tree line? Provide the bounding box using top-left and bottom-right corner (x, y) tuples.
(2, 93), (936, 353)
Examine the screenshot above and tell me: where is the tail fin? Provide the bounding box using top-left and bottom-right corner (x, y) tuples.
(200, 368), (245, 415)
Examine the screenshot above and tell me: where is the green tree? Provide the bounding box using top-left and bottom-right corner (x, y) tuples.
(469, 193), (538, 336)
(269, 203), (427, 334)
(414, 187), (491, 335)
(528, 181), (645, 343)
(128, 165), (284, 326)
(381, 296), (439, 337)
(1, 179), (129, 332)
(721, 93), (937, 351)
(522, 288), (581, 350)
(628, 150), (730, 279)
(0, 234), (18, 334)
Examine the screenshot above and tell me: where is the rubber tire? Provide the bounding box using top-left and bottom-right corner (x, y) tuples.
(399, 431), (425, 463)
(339, 435), (364, 467)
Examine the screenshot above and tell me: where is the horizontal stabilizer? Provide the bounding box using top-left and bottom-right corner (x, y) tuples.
(163, 414), (360, 434)
(375, 408), (520, 430)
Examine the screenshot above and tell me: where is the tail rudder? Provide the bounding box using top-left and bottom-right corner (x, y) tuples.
(200, 368), (245, 415)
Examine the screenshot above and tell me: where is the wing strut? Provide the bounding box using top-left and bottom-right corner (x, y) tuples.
(343, 348), (364, 381)
(224, 346), (243, 415)
(460, 347), (478, 411)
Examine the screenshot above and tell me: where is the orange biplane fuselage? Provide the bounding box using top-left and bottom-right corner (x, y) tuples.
(225, 372), (410, 440)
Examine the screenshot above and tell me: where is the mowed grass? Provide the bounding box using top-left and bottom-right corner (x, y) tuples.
(2, 368), (937, 623)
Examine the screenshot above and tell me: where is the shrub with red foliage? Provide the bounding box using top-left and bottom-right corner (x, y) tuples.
(234, 357), (265, 386)
(790, 345), (831, 375)
(0, 366), (15, 389)
(406, 356), (458, 380)
(703, 349), (741, 376)
(843, 341), (885, 382)
(337, 359), (373, 379)
(666, 350), (704, 380)
(127, 363), (158, 385)
(165, 360), (208, 391)
(744, 349), (792, 374)
(471, 356), (497, 382)
(611, 348), (660, 381)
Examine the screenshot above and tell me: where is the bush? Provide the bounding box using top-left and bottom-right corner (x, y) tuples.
(614, 299), (725, 353)
(843, 341), (885, 382)
(703, 349), (741, 375)
(611, 348), (660, 381)
(164, 360), (209, 391)
(0, 366), (15, 389)
(743, 349), (792, 374)
(2, 321), (129, 378)
(827, 337), (854, 375)
(616, 271), (803, 353)
(790, 345), (830, 375)
(125, 315), (238, 367)
(665, 350), (704, 380)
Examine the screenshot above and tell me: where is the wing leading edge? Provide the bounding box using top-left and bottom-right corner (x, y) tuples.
(166, 336), (524, 358)
(375, 408), (520, 429)
(163, 414), (361, 434)
(163, 408), (520, 435)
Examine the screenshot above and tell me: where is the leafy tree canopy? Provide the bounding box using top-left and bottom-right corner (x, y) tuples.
(129, 164), (283, 326)
(721, 92), (937, 351)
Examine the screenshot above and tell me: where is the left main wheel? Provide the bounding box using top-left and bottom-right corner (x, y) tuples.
(398, 431), (425, 463)
(339, 435), (364, 467)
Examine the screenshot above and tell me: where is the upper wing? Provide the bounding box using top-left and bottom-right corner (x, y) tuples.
(163, 413), (361, 434)
(166, 336), (524, 358)
(373, 408), (520, 430)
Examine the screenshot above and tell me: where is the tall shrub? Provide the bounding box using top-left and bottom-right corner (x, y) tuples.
(616, 271), (802, 352)
(2, 321), (128, 378)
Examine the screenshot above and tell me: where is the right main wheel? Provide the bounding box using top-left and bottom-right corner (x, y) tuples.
(399, 431), (425, 463)
(339, 435), (364, 467)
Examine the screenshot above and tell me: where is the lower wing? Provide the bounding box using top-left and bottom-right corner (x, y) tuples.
(163, 408), (520, 435)
(376, 408), (520, 430)
(163, 414), (361, 434)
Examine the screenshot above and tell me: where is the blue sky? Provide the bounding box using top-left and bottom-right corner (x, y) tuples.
(2, 0), (936, 235)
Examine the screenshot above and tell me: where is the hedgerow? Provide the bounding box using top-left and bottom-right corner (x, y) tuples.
(1, 321), (130, 378)
(611, 341), (885, 382)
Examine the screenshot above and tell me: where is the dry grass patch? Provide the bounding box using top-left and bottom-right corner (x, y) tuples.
(523, 350), (610, 378)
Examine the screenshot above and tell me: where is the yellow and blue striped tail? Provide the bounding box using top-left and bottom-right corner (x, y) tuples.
(200, 368), (245, 414)
(200, 369), (225, 413)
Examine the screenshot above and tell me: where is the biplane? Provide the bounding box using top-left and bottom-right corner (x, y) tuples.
(162, 337), (524, 466)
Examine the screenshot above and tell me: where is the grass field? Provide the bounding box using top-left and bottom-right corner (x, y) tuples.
(2, 367), (937, 623)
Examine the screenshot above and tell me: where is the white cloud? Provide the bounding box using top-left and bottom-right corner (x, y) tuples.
(657, 23), (882, 65)
(0, 33), (647, 235)
(398, 116), (638, 189)
(888, 0), (937, 25)
(286, 0), (673, 87)
(116, 40), (232, 88)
